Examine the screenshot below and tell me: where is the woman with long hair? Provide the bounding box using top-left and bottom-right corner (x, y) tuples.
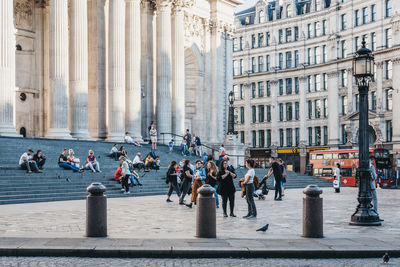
(217, 160), (236, 217)
(166, 161), (181, 202)
(179, 159), (193, 205)
(242, 159), (257, 218)
(206, 161), (219, 208)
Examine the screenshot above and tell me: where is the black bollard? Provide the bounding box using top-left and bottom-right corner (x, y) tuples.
(196, 184), (216, 238)
(302, 185), (323, 238)
(86, 182), (107, 237)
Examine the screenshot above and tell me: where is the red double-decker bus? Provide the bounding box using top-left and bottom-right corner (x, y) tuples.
(309, 148), (392, 187)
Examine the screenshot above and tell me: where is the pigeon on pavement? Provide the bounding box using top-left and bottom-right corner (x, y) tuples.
(383, 252), (390, 264)
(256, 224), (269, 232)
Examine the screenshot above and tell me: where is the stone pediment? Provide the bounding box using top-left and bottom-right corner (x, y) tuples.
(343, 110), (380, 121)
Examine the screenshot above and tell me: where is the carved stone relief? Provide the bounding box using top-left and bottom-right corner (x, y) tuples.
(14, 0), (34, 31)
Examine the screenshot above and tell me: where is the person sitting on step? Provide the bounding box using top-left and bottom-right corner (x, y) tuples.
(67, 149), (81, 168)
(19, 149), (41, 173)
(58, 148), (82, 172)
(132, 152), (145, 172)
(124, 132), (141, 147)
(85, 150), (101, 172)
(32, 150), (46, 170)
(109, 143), (122, 161)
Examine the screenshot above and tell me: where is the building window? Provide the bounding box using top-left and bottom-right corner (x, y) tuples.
(307, 48), (311, 65)
(341, 40), (346, 58)
(307, 75), (311, 92)
(279, 129), (284, 147)
(286, 78), (292, 94)
(371, 32), (376, 51)
(362, 7), (368, 24)
(265, 32), (270, 46)
(258, 33), (264, 47)
(354, 36), (359, 52)
(233, 60), (237, 76)
(258, 56), (264, 72)
(322, 20), (326, 36)
(251, 82), (256, 98)
(386, 89), (393, 110)
(239, 84), (243, 99)
(258, 130), (265, 148)
(385, 28), (392, 48)
(266, 105), (271, 122)
(285, 28), (292, 42)
(323, 126), (328, 145)
(294, 50), (299, 67)
(341, 96), (348, 115)
(251, 57), (256, 73)
(323, 98), (328, 118)
(386, 0), (392, 17)
(252, 131), (256, 147)
(314, 74), (320, 91)
(258, 10), (264, 23)
(240, 131), (244, 143)
(315, 127), (321, 146)
(239, 37), (243, 50)
(295, 77), (299, 94)
(341, 14), (346, 31)
(240, 107), (244, 123)
(295, 128), (300, 146)
(314, 99), (321, 118)
(308, 100), (312, 119)
(371, 91), (376, 110)
(278, 29), (283, 44)
(285, 52), (292, 69)
(314, 46), (320, 64)
(322, 45), (326, 63)
(371, 5), (376, 22)
(286, 103), (293, 121)
(286, 4), (292, 18)
(385, 60), (392, 80)
(258, 81), (264, 97)
(279, 103), (284, 121)
(355, 10), (360, 26)
(307, 24), (311, 39)
(252, 106), (256, 123)
(295, 102), (299, 120)
(355, 94), (359, 111)
(386, 120), (392, 142)
(239, 59), (243, 75)
(266, 55), (270, 71)
(251, 34), (256, 48)
(279, 79), (284, 95)
(308, 127), (313, 146)
(294, 26), (299, 41)
(314, 22), (319, 37)
(266, 81), (271, 96)
(322, 73), (327, 90)
(341, 125), (347, 144)
(340, 69), (347, 87)
(258, 105), (264, 122)
(278, 53), (283, 69)
(266, 130), (271, 147)
(286, 129), (293, 147)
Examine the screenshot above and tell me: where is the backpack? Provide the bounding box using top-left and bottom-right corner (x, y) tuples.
(150, 151), (156, 159)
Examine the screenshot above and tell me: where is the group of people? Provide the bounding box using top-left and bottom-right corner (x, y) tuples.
(179, 129), (202, 157)
(58, 148), (101, 173)
(165, 155), (237, 217)
(19, 149), (45, 173)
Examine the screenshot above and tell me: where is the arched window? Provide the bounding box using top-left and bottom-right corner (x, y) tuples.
(258, 10), (265, 23)
(286, 4), (292, 18)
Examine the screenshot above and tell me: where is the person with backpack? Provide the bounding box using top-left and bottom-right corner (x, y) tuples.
(278, 159), (287, 196)
(166, 161), (181, 202)
(179, 159), (193, 205)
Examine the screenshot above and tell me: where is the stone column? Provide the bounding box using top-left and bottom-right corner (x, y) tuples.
(107, 0), (126, 141)
(156, 0), (173, 142)
(172, 1), (185, 136)
(126, 0), (142, 141)
(70, 0), (91, 140)
(244, 83), (252, 147)
(270, 80), (279, 147)
(0, 0), (18, 136)
(327, 71), (340, 146)
(47, 0), (71, 139)
(392, 58), (400, 152)
(299, 76), (307, 145)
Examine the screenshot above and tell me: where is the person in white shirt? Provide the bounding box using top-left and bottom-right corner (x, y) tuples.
(19, 149), (41, 173)
(124, 132), (141, 146)
(132, 152), (145, 171)
(333, 163), (341, 193)
(109, 143), (121, 161)
(242, 159), (257, 218)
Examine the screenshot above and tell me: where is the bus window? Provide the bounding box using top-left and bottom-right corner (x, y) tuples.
(339, 153), (349, 159)
(354, 152), (359, 158)
(311, 154), (316, 160)
(332, 153), (338, 159)
(349, 153), (356, 159)
(313, 168), (322, 176)
(374, 149), (390, 159)
(340, 168), (352, 177)
(316, 154), (324, 160)
(321, 168), (333, 177)
(323, 154), (332, 159)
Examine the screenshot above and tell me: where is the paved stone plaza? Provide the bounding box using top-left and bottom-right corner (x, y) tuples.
(0, 187), (399, 239)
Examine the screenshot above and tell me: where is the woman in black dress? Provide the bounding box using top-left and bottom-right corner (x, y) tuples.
(166, 161), (181, 202)
(217, 160), (237, 217)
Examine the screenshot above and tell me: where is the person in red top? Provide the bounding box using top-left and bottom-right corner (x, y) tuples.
(114, 164), (123, 182)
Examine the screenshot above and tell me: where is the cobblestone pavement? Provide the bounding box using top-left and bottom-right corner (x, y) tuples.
(1, 257), (400, 267)
(0, 187), (399, 239)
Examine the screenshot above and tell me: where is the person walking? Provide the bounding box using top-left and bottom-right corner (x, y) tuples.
(278, 159), (287, 196)
(370, 157), (379, 215)
(218, 160), (237, 217)
(242, 159), (257, 218)
(166, 161), (181, 202)
(149, 124), (157, 151)
(187, 160), (206, 208)
(333, 163), (341, 193)
(206, 161), (219, 208)
(179, 159), (193, 205)
(265, 157), (283, 201)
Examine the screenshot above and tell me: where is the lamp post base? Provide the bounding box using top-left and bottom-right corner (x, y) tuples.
(350, 205), (381, 226)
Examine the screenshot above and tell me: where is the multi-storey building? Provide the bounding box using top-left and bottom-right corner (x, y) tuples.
(233, 0), (400, 173)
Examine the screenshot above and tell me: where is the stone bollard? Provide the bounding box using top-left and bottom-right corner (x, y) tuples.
(86, 183), (107, 237)
(302, 185), (323, 238)
(196, 184), (216, 238)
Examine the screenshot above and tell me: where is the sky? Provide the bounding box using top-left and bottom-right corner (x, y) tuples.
(235, 0), (259, 13)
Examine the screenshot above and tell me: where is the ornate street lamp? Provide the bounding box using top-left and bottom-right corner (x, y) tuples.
(350, 39), (381, 226)
(227, 91), (235, 135)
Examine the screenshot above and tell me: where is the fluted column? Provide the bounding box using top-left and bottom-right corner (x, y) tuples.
(126, 0), (142, 141)
(327, 71), (340, 146)
(0, 0), (18, 136)
(172, 1), (185, 136)
(70, 0), (91, 140)
(156, 0), (173, 142)
(107, 0), (126, 141)
(47, 0), (71, 139)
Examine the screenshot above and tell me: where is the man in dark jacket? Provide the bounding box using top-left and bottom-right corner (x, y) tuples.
(265, 157), (282, 200)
